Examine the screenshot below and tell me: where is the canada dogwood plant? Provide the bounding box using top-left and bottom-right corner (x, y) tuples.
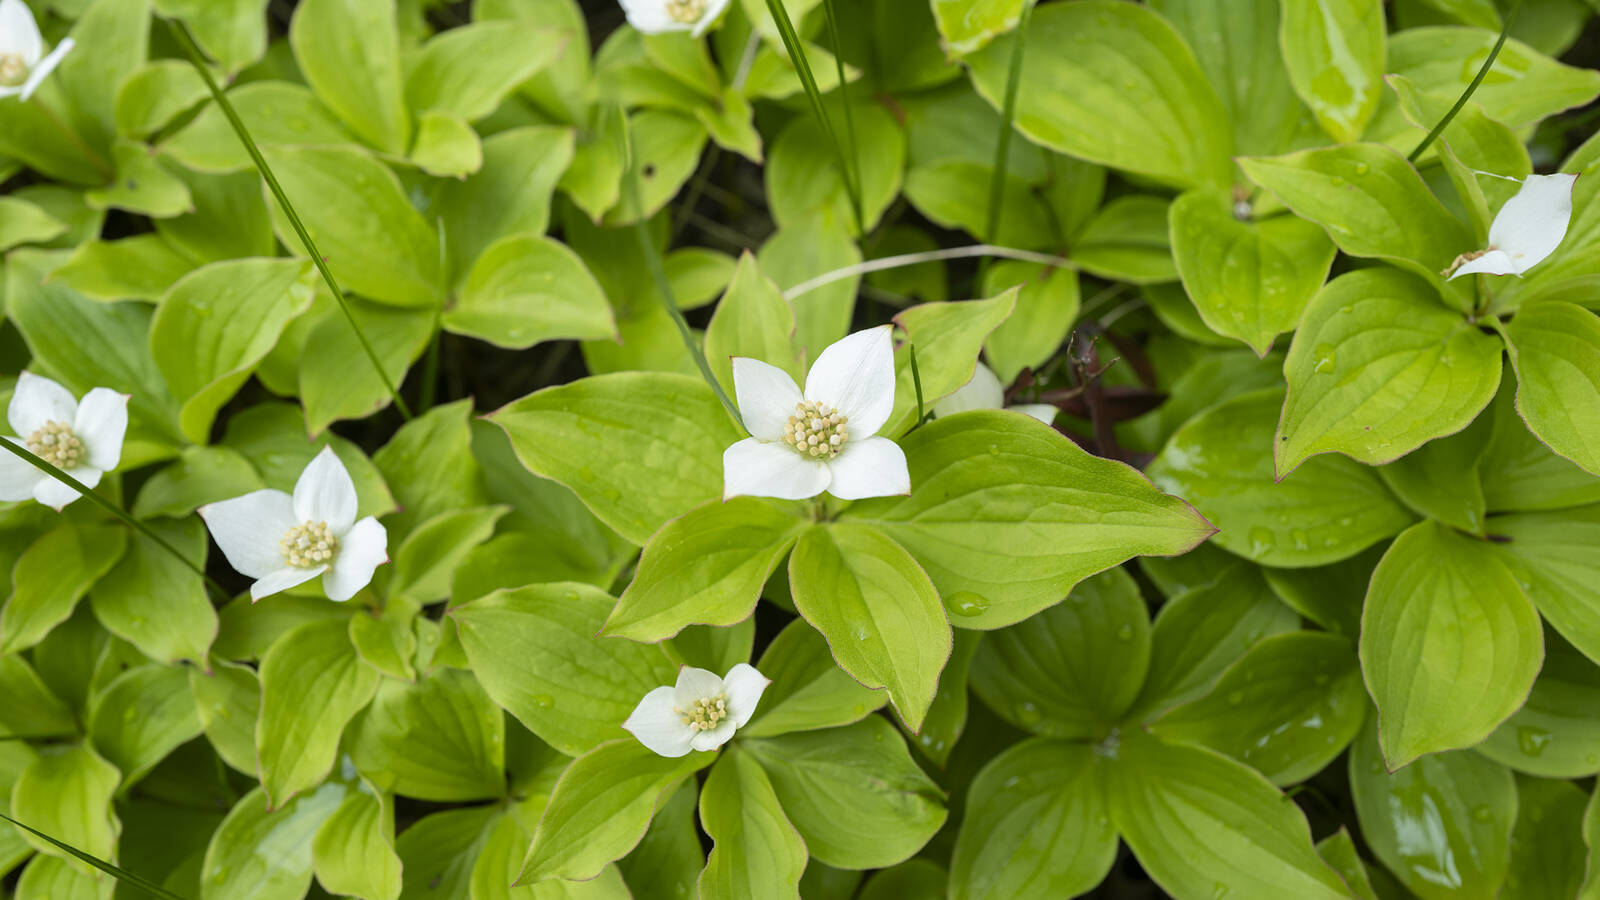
(623, 663), (770, 756)
(0, 372), (127, 509)
(0, 0), (74, 102)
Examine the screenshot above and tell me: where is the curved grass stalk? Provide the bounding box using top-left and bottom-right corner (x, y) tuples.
(1406, 0), (1522, 164)
(782, 244), (1077, 300)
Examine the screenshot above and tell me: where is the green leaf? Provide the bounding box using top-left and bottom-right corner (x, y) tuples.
(517, 739), (711, 883)
(154, 0), (268, 75)
(788, 523), (950, 731)
(1505, 775), (1588, 900)
(289, 0), (410, 153)
(256, 619), (382, 808)
(48, 234), (197, 303)
(1, 524), (127, 655)
(965, 0), (1231, 188)
(1148, 388), (1415, 567)
(408, 109), (482, 178)
(1480, 371), (1600, 512)
(389, 506), (507, 605)
(902, 161), (1052, 248)
(0, 197), (67, 251)
(188, 661), (259, 776)
(606, 498), (807, 642)
(1279, 0), (1385, 142)
(435, 125), (575, 284)
(55, 0), (150, 151)
(406, 20), (559, 121)
(697, 749), (807, 900)
(887, 291), (1017, 434)
(1108, 730), (1353, 900)
(347, 669), (505, 802)
(1314, 829), (1382, 900)
(488, 372), (740, 545)
(312, 787), (402, 900)
(160, 81), (356, 174)
(371, 400), (487, 542)
(741, 618), (888, 739)
(704, 252), (803, 395)
(393, 805), (499, 900)
(348, 607), (419, 681)
(1388, 75), (1530, 241)
(451, 583), (677, 757)
(618, 780), (703, 900)
(1377, 415), (1492, 535)
(929, 0), (1024, 55)
(766, 102), (904, 237)
(443, 233), (617, 349)
(1277, 268), (1502, 475)
(300, 297), (436, 432)
(14, 853), (114, 900)
(201, 784), (347, 900)
(0, 656), (76, 739)
(948, 738), (1115, 900)
(221, 401), (396, 521)
(1362, 520), (1543, 768)
(114, 60), (208, 138)
(981, 261), (1079, 384)
(86, 138), (194, 219)
(87, 664), (202, 789)
(1070, 194), (1178, 284)
(477, 806), (635, 900)
(131, 445), (263, 520)
(740, 717), (946, 870)
(605, 109), (708, 226)
(1261, 546), (1381, 637)
(759, 213), (862, 363)
(1504, 301), (1600, 477)
(1492, 504), (1600, 665)
(11, 743), (121, 862)
(1480, 634), (1600, 777)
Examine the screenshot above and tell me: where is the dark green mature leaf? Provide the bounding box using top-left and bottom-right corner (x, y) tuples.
(0, 656), (76, 739)
(1378, 415), (1493, 535)
(698, 749), (806, 900)
(1505, 776), (1588, 900)
(1505, 301), (1600, 477)
(88, 664), (202, 789)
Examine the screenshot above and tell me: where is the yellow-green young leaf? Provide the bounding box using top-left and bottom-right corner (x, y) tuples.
(393, 806), (499, 899)
(965, 0), (1231, 188)
(849, 411), (1214, 628)
(760, 213), (861, 363)
(474, 807), (636, 900)
(1349, 723), (1515, 900)
(152, 0), (268, 75)
(222, 402), (397, 521)
(0, 524), (127, 655)
(1491, 504), (1600, 666)
(1583, 782), (1600, 899)
(1277, 268), (1502, 476)
(1071, 195), (1178, 284)
(435, 125), (575, 283)
(1169, 187), (1336, 356)
(409, 109), (483, 178)
(766, 102), (904, 237)
(1315, 829), (1382, 900)
(85, 138), (194, 218)
(88, 518), (216, 666)
(289, 0), (409, 153)
(1377, 414), (1492, 535)
(488, 372), (741, 545)
(981, 261), (1080, 384)
(189, 661), (259, 776)
(517, 739), (712, 883)
(48, 234), (196, 303)
(607, 498), (807, 641)
(887, 289), (1017, 435)
(54, 0), (150, 150)
(405, 20), (561, 121)
(0, 94), (110, 186)
(741, 618), (888, 739)
(201, 784), (347, 900)
(0, 197), (67, 250)
(929, 0), (1024, 55)
(1108, 730), (1353, 900)
(605, 109), (709, 227)
(256, 620), (382, 808)
(1361, 521), (1543, 769)
(389, 505), (507, 606)
(1505, 302), (1600, 477)
(451, 583), (677, 757)
(0, 656), (76, 739)
(1279, 0), (1384, 142)
(1504, 776), (1589, 900)
(160, 82), (356, 174)
(559, 104), (625, 222)
(698, 750), (806, 900)
(11, 743), (121, 862)
(788, 523), (951, 731)
(903, 161), (1054, 248)
(1388, 75), (1530, 241)
(907, 629), (978, 767)
(347, 607), (418, 681)
(949, 739), (1115, 900)
(299, 299), (435, 435)
(704, 252), (803, 395)
(87, 664), (202, 789)
(347, 669), (505, 803)
(15, 854), (111, 900)
(442, 234), (617, 350)
(740, 717), (947, 870)
(1480, 635), (1600, 778)
(311, 788), (402, 900)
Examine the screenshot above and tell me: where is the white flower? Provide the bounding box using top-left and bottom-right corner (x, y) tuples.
(723, 325), (910, 502)
(934, 362), (1058, 425)
(199, 446), (387, 603)
(623, 664), (769, 757)
(618, 0), (730, 36)
(1447, 173), (1578, 280)
(0, 372), (127, 510)
(0, 0), (75, 102)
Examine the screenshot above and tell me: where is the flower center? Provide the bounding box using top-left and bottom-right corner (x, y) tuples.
(676, 692), (728, 732)
(0, 54), (26, 87)
(783, 401), (848, 460)
(665, 0), (706, 23)
(280, 521), (339, 568)
(25, 420), (84, 468)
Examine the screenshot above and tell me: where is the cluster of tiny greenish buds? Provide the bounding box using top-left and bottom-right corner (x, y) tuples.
(0, 54), (25, 87)
(25, 420), (83, 468)
(664, 0), (706, 23)
(280, 521), (338, 569)
(677, 693), (728, 732)
(783, 400), (848, 460)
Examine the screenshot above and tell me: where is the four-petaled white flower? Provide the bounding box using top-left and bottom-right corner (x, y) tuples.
(0, 372), (128, 510)
(617, 0), (729, 37)
(199, 446), (387, 602)
(0, 0), (74, 102)
(724, 325), (911, 502)
(934, 361), (1057, 425)
(623, 664), (769, 757)
(1447, 173), (1578, 280)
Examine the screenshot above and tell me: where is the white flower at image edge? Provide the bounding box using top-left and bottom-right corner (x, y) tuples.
(1447, 173), (1578, 280)
(0, 0), (75, 102)
(623, 664), (770, 757)
(199, 446), (387, 602)
(0, 372), (127, 510)
(933, 361), (1057, 425)
(617, 0), (729, 37)
(724, 325), (911, 502)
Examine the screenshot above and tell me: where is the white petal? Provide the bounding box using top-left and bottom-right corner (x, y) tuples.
(732, 357), (804, 441)
(689, 720), (737, 751)
(722, 437), (830, 501)
(251, 565), (326, 602)
(674, 666), (724, 708)
(199, 489), (297, 579)
(617, 0), (689, 33)
(9, 372), (77, 436)
(293, 446), (357, 533)
(0, 0), (43, 65)
(73, 387), (128, 473)
(32, 465), (96, 510)
(322, 517), (387, 602)
(0, 441), (41, 501)
(1450, 248), (1518, 280)
(721, 663), (770, 729)
(933, 362), (1006, 418)
(804, 325), (896, 437)
(825, 435), (909, 501)
(18, 37), (72, 102)
(690, 0), (731, 36)
(623, 686), (696, 757)
(1488, 173), (1577, 274)
(1010, 403), (1059, 425)
(0, 85), (21, 99)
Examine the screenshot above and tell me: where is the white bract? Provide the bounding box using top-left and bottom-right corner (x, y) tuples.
(199, 446), (387, 602)
(724, 325), (910, 502)
(0, 0), (74, 102)
(623, 664), (769, 757)
(0, 372), (127, 510)
(617, 0), (729, 37)
(934, 362), (1057, 425)
(1447, 173), (1578, 280)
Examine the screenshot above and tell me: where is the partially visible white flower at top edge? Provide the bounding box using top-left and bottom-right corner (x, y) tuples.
(0, 372), (128, 510)
(617, 0), (730, 37)
(623, 664), (770, 757)
(199, 446), (388, 603)
(0, 0), (75, 102)
(934, 361), (1058, 426)
(723, 324), (911, 502)
(1447, 173), (1579, 280)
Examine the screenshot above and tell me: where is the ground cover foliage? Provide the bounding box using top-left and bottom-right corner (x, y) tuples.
(1, 0), (1599, 897)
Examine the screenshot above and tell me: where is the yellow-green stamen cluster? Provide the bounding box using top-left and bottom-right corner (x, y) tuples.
(665, 0), (706, 23)
(25, 420), (83, 468)
(0, 54), (26, 87)
(783, 400), (848, 460)
(677, 693), (728, 732)
(280, 521), (338, 568)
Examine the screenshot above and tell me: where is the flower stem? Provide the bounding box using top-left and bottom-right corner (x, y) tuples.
(1406, 0), (1522, 164)
(163, 17), (413, 421)
(984, 0), (1034, 245)
(782, 244), (1076, 300)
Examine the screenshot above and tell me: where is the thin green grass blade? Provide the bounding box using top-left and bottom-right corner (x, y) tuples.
(0, 811), (191, 900)
(820, 0), (861, 228)
(1407, 0), (1521, 163)
(984, 0), (1034, 243)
